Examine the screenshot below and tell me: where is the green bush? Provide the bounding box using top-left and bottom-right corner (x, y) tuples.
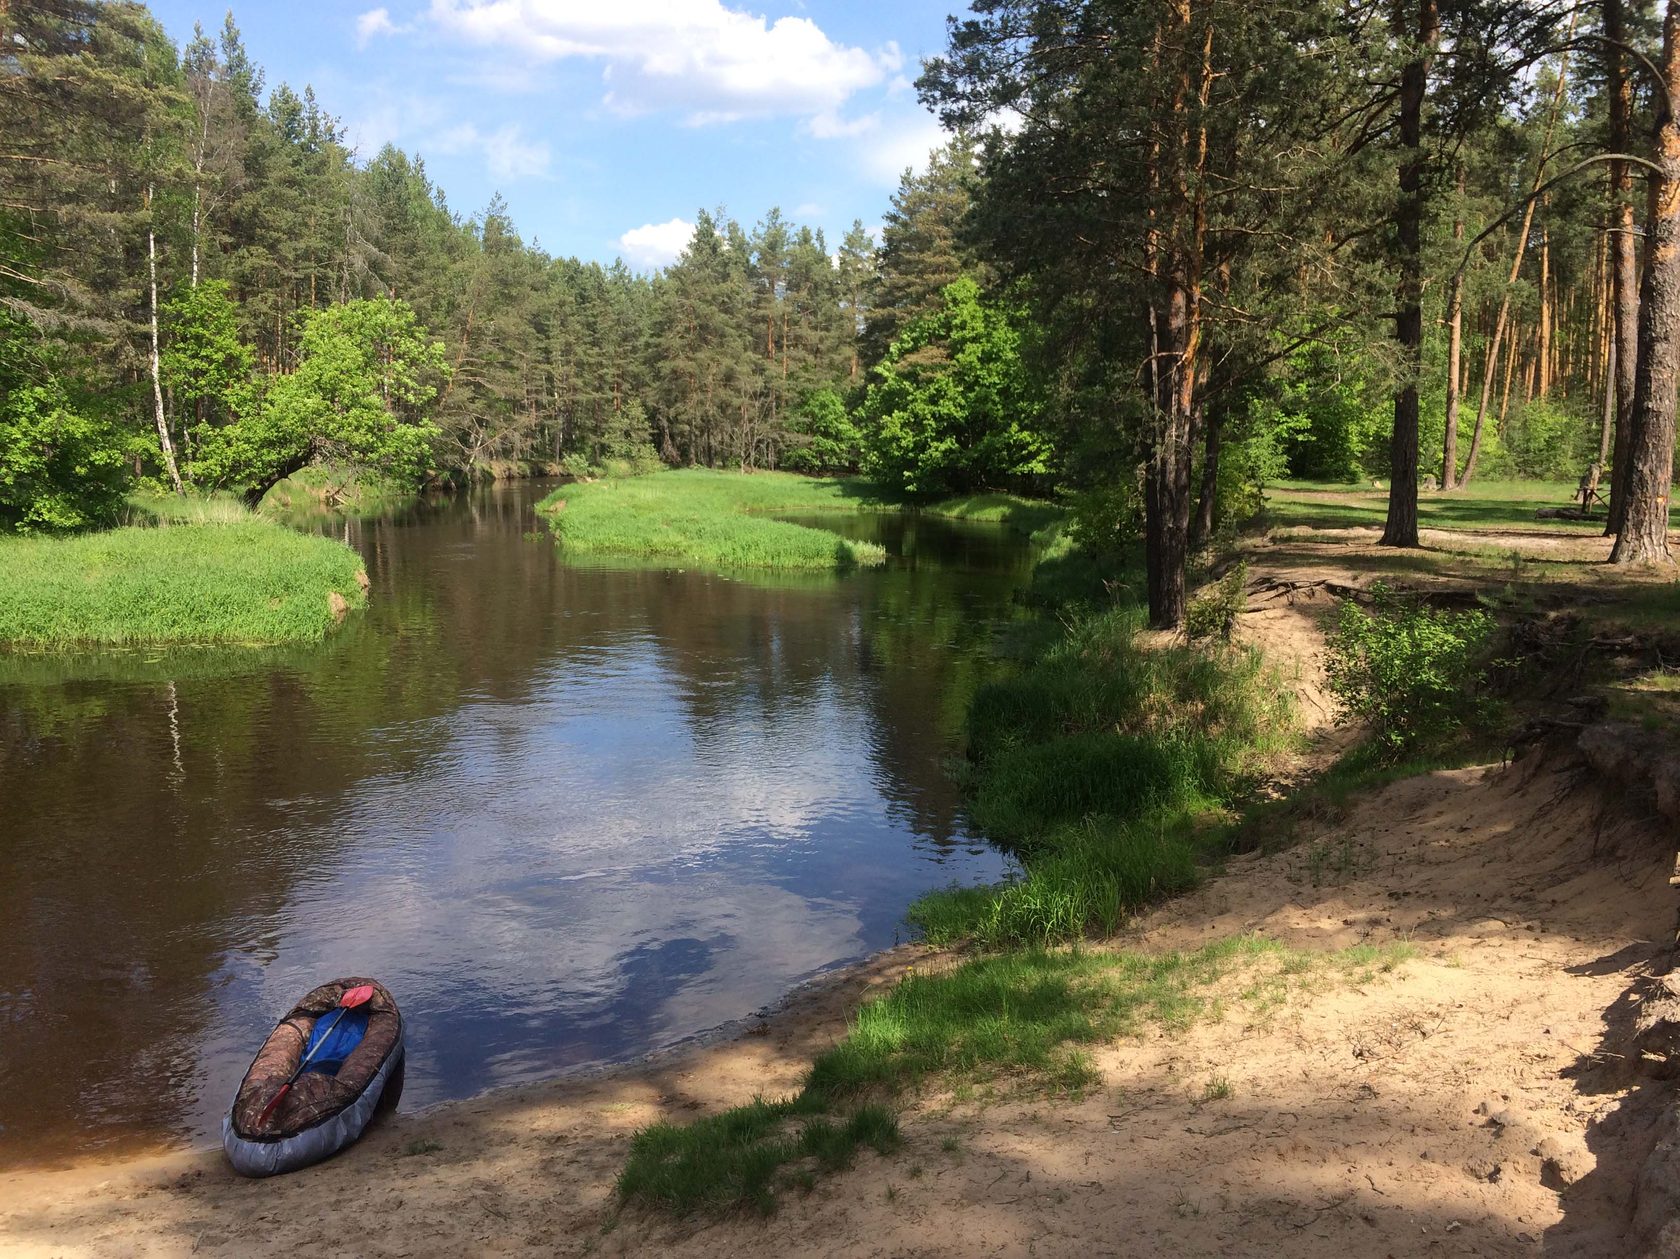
(1501, 398), (1596, 481)
(1184, 563), (1248, 644)
(0, 385), (130, 533)
(1324, 585), (1497, 758)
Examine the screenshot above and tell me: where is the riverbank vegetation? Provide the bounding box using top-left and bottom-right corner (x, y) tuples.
(911, 607), (1295, 946)
(0, 509), (366, 647)
(617, 934), (1413, 1216)
(539, 470), (890, 571)
(537, 469), (1063, 572)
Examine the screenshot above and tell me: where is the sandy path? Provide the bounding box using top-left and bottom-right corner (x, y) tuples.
(3, 746), (1672, 1258)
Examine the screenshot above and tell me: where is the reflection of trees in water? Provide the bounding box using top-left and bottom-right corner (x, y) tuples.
(629, 513), (1035, 847)
(0, 487), (1034, 1162)
(0, 486), (581, 1161)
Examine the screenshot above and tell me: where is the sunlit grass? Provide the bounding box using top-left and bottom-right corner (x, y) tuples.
(0, 517), (367, 647)
(538, 468), (895, 571)
(1263, 477), (1678, 535)
(537, 469), (1065, 573)
(616, 934), (1412, 1217)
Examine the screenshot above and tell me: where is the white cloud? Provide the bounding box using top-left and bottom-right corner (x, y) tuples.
(618, 217), (696, 268)
(807, 109), (879, 140)
(356, 7), (401, 47)
(428, 0), (898, 124)
(432, 121), (552, 179)
(858, 111), (949, 184)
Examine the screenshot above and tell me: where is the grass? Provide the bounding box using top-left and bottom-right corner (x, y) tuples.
(915, 491), (1065, 539)
(910, 606), (1295, 947)
(0, 499), (367, 647)
(1263, 477), (1680, 535)
(539, 468), (893, 571)
(538, 469), (1066, 573)
(616, 933), (1413, 1217)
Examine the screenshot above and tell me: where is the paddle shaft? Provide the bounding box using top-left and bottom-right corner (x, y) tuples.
(255, 986), (373, 1129)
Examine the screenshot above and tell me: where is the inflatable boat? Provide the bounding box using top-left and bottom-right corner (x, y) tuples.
(222, 976), (405, 1177)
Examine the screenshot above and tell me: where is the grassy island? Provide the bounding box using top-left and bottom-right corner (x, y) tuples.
(0, 499), (367, 648)
(538, 468), (1061, 572)
(538, 469), (889, 570)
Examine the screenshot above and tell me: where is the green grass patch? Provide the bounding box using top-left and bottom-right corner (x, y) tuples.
(0, 514), (367, 647)
(918, 491), (1064, 538)
(539, 468), (894, 571)
(1263, 477), (1679, 535)
(126, 488), (255, 525)
(916, 605), (1295, 946)
(259, 463), (415, 521)
(617, 934), (1412, 1217)
(538, 469), (1065, 573)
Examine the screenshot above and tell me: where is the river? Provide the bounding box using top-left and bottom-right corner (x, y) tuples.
(0, 480), (1031, 1168)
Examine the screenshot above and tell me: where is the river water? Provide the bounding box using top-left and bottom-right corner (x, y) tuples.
(0, 480), (1028, 1168)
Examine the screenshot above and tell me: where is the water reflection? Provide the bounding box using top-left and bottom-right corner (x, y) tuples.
(0, 482), (1024, 1166)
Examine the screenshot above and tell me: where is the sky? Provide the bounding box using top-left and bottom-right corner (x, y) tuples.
(144, 0), (965, 270)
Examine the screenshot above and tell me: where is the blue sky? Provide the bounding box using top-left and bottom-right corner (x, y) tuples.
(146, 0), (963, 269)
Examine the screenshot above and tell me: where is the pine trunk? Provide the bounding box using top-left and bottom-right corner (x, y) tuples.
(1607, 0), (1642, 535)
(1442, 168), (1466, 489)
(1381, 0), (1436, 547)
(1537, 225), (1551, 396)
(1611, 0), (1680, 566)
(1190, 405), (1221, 552)
(1142, 0), (1206, 629)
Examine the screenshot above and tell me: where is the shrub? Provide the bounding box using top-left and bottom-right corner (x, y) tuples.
(1184, 563), (1248, 644)
(0, 385), (129, 533)
(1323, 584), (1497, 758)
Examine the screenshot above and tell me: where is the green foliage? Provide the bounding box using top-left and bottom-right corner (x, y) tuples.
(1260, 343), (1391, 483)
(538, 469), (888, 571)
(0, 385), (130, 533)
(1497, 398), (1598, 481)
(1065, 480), (1144, 562)
(0, 518), (366, 646)
(161, 280), (254, 422)
(861, 278), (1051, 498)
(782, 388), (861, 473)
(926, 606), (1293, 945)
(191, 298), (447, 494)
(1184, 564), (1249, 644)
(1324, 585), (1498, 758)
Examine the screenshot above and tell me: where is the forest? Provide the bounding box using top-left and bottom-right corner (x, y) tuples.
(4, 0), (1680, 631)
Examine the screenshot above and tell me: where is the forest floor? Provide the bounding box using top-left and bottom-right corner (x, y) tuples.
(6, 517), (1680, 1257)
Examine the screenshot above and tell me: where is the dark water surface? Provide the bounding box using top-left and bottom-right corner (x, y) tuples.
(0, 481), (1026, 1167)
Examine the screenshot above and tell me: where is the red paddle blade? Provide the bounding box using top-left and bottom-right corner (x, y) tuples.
(340, 984), (376, 1008)
(256, 1082), (291, 1129)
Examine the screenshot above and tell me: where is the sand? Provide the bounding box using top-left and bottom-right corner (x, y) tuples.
(5, 569), (1676, 1258)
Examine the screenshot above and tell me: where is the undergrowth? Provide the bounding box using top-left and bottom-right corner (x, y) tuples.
(1324, 583), (1499, 759)
(912, 605), (1294, 947)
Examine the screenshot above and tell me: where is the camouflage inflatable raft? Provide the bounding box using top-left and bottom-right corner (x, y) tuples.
(222, 977), (405, 1177)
